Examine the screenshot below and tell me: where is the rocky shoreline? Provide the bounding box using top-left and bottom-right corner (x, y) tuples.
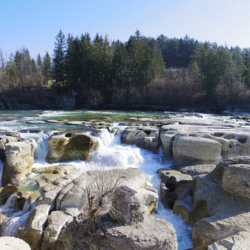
(0, 112), (250, 249)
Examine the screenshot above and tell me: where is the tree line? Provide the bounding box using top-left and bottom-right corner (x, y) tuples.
(1, 31), (250, 110)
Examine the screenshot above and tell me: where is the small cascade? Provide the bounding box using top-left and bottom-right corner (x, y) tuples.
(0, 195), (32, 236)
(35, 132), (49, 163)
(2, 210), (31, 236)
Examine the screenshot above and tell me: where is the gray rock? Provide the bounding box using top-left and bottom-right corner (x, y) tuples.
(180, 164), (216, 178)
(222, 163), (250, 200)
(55, 215), (178, 250)
(121, 127), (159, 152)
(173, 135), (222, 166)
(41, 211), (73, 250)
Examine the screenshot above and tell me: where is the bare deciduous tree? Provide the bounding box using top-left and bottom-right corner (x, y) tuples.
(83, 169), (125, 234)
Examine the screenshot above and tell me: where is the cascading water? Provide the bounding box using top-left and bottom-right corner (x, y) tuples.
(35, 131), (50, 163)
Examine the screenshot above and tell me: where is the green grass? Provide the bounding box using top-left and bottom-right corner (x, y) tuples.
(47, 110), (162, 122)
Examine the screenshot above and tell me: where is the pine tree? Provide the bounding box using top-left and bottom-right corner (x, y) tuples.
(53, 30), (66, 86)
(42, 52), (52, 86)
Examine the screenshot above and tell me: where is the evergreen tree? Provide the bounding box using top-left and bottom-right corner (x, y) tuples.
(42, 52), (52, 86)
(53, 30), (66, 86)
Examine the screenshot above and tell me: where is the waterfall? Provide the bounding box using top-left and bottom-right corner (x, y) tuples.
(35, 132), (49, 163)
(0, 195), (32, 236)
(2, 210), (31, 236)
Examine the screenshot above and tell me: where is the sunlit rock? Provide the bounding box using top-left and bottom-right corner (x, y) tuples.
(0, 236), (31, 250)
(46, 132), (98, 163)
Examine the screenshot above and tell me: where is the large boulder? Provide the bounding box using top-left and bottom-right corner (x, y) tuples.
(56, 168), (158, 217)
(121, 127), (160, 152)
(20, 168), (159, 250)
(54, 215), (177, 250)
(173, 135), (222, 166)
(192, 157), (250, 249)
(3, 140), (35, 186)
(0, 236), (31, 250)
(46, 132), (98, 163)
(220, 160), (250, 199)
(109, 185), (144, 225)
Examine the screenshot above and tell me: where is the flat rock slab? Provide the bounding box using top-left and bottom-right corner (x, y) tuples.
(173, 135), (222, 166)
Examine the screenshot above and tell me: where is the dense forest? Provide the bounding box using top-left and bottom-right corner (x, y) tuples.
(1, 30), (250, 111)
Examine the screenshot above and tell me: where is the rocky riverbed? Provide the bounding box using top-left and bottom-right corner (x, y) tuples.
(0, 110), (250, 249)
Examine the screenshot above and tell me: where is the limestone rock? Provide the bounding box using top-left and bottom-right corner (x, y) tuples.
(222, 162), (250, 200)
(173, 135), (222, 166)
(3, 141), (35, 186)
(46, 132), (98, 163)
(55, 216), (178, 250)
(121, 127), (159, 152)
(0, 236), (31, 250)
(109, 185), (144, 225)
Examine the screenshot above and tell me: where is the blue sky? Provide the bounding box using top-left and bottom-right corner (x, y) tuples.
(1, 0), (250, 56)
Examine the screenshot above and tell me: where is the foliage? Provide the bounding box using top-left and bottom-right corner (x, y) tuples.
(0, 30), (250, 109)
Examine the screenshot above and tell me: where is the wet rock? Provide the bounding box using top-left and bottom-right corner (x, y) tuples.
(173, 198), (192, 223)
(159, 170), (193, 210)
(46, 132), (98, 163)
(173, 135), (222, 166)
(0, 236), (31, 250)
(0, 185), (18, 205)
